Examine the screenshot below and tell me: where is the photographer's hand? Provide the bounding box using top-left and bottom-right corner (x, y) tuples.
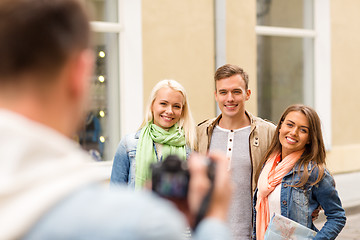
(187, 152), (232, 224)
(204, 152), (233, 221)
(187, 153), (212, 223)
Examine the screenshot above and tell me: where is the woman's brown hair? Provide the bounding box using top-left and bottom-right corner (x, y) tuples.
(255, 104), (326, 188)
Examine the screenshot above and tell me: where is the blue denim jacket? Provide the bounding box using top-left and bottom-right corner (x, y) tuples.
(110, 129), (190, 188)
(252, 163), (346, 240)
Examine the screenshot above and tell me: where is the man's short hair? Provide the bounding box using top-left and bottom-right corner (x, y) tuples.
(0, 0), (90, 83)
(214, 64), (249, 90)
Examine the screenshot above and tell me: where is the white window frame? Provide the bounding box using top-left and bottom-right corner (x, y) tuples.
(255, 0), (331, 149)
(90, 0), (143, 160)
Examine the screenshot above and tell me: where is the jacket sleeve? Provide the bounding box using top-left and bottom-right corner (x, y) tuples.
(194, 218), (231, 240)
(312, 171), (346, 239)
(195, 119), (210, 154)
(110, 136), (130, 185)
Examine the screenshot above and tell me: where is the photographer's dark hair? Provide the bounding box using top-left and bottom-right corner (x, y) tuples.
(0, 0), (90, 82)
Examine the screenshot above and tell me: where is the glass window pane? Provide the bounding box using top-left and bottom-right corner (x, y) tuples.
(257, 0), (313, 29)
(76, 32), (120, 161)
(85, 0), (118, 22)
(257, 35), (314, 122)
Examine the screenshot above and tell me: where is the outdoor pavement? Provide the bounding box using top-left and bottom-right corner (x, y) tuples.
(314, 171), (360, 239)
(334, 171), (360, 212)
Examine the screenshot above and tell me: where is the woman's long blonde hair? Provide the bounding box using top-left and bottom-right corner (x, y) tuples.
(255, 104), (326, 188)
(140, 79), (197, 150)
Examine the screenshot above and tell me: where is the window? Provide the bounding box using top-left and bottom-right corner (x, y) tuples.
(256, 0), (331, 148)
(77, 0), (143, 161)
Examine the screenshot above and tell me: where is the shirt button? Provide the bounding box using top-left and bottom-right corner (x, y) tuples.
(230, 130), (233, 132)
(228, 148), (232, 151)
(282, 200), (287, 206)
(283, 184), (288, 188)
(229, 139), (233, 142)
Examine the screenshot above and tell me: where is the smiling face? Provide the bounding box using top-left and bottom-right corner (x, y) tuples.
(151, 87), (184, 130)
(279, 111), (310, 159)
(215, 74), (251, 120)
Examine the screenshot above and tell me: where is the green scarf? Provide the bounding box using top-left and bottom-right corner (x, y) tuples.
(135, 122), (186, 189)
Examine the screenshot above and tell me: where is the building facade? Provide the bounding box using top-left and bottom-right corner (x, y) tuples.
(83, 0), (360, 174)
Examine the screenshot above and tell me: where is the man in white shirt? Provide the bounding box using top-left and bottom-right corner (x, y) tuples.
(0, 0), (232, 239)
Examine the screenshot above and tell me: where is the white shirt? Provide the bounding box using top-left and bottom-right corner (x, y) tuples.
(0, 110), (105, 239)
(268, 184), (282, 217)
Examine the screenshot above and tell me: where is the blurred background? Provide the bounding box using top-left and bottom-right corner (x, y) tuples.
(77, 0), (360, 178)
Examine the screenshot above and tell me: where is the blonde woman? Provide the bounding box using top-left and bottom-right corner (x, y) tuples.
(111, 80), (196, 189)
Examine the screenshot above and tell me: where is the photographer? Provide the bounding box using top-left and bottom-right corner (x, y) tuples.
(0, 0), (232, 239)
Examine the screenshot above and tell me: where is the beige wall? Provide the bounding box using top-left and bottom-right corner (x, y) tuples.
(142, 0), (257, 123)
(227, 0), (257, 115)
(326, 0), (360, 173)
(141, 0), (360, 174)
(142, 0), (215, 124)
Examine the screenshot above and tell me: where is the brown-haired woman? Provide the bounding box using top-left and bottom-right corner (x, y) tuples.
(253, 104), (346, 240)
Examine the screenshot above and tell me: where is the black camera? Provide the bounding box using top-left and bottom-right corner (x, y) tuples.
(151, 154), (216, 229)
(151, 154), (215, 199)
(151, 155), (190, 198)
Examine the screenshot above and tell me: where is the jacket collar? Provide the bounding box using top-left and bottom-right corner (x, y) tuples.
(208, 110), (254, 133)
(207, 114), (222, 135)
(246, 110), (258, 134)
(285, 160), (314, 177)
